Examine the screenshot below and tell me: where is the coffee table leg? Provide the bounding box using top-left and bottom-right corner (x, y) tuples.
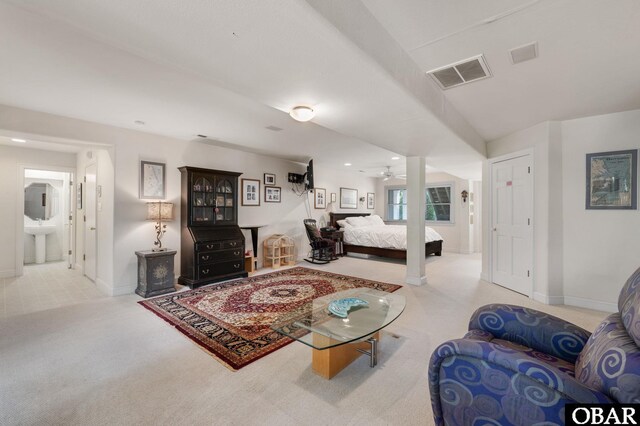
(356, 337), (378, 368)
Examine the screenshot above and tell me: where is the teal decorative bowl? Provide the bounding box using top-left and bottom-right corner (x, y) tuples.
(328, 297), (369, 318)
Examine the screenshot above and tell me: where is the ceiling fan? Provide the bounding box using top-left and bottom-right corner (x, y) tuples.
(381, 166), (406, 181)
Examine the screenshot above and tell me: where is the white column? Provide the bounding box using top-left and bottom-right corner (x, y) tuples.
(406, 156), (426, 285)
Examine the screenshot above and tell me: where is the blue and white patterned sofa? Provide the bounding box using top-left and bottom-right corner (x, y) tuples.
(428, 267), (640, 425)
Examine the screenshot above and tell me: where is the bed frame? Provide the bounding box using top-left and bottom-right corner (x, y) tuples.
(329, 213), (442, 260)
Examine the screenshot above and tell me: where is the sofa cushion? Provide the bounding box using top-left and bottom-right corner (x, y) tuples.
(575, 313), (640, 403)
(619, 267), (640, 347)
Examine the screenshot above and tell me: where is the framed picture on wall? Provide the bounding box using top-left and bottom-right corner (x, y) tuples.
(264, 186), (281, 203)
(140, 160), (166, 199)
(367, 192), (375, 209)
(314, 188), (326, 209)
(340, 187), (358, 209)
(330, 192), (336, 203)
(586, 149), (637, 210)
(264, 173), (276, 185)
(241, 178), (260, 206)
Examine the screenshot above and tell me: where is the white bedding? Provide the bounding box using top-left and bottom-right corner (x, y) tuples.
(342, 224), (443, 250)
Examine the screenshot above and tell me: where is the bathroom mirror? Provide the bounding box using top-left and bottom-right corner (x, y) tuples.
(24, 183), (59, 220)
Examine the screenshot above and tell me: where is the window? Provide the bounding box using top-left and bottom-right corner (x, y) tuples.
(387, 188), (407, 221)
(386, 184), (454, 223)
(426, 185), (453, 223)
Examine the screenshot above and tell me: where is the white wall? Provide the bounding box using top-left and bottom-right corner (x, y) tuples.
(484, 109), (640, 312)
(561, 110), (640, 311)
(0, 145), (76, 277)
(375, 172), (475, 253)
(0, 104), (376, 294)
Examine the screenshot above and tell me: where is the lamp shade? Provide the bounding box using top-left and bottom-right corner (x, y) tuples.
(146, 202), (174, 221)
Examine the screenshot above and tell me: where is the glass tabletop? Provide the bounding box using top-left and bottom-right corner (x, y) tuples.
(271, 288), (406, 350)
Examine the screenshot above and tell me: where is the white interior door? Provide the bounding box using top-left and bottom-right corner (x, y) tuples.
(84, 164), (97, 281)
(491, 154), (532, 296)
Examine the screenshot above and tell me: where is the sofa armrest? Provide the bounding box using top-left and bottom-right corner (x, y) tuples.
(468, 304), (591, 364)
(429, 338), (611, 425)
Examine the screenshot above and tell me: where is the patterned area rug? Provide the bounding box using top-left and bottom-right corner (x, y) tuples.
(139, 266), (401, 371)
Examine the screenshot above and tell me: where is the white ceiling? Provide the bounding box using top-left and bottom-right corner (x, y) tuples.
(2, 1), (637, 181)
(362, 0), (640, 140)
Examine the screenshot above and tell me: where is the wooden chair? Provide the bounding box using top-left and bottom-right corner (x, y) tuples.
(303, 219), (335, 264)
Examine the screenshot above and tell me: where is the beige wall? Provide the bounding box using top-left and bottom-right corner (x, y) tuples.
(484, 109), (640, 312)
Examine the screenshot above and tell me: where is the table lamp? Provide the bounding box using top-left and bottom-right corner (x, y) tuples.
(146, 201), (174, 251)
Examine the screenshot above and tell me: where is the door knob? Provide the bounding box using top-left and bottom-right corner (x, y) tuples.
(90, 227), (96, 231)
(493, 227), (497, 231)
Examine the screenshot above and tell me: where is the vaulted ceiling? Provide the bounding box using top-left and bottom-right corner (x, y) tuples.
(1, 1), (639, 180)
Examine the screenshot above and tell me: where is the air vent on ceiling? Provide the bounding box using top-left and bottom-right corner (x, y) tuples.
(427, 54), (491, 90)
(509, 41), (538, 64)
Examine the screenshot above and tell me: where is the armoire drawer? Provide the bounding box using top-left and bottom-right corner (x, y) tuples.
(222, 240), (242, 249)
(196, 242), (221, 252)
(196, 259), (244, 279)
(197, 248), (244, 264)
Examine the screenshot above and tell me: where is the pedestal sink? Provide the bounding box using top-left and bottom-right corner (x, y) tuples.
(24, 225), (56, 264)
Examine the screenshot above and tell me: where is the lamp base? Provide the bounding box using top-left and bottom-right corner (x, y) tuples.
(152, 248), (168, 252)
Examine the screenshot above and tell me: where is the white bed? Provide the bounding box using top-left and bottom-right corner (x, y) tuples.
(335, 214), (443, 251)
(342, 224), (443, 250)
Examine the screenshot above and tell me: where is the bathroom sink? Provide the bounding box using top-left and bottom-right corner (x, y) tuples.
(24, 225), (56, 236)
(25, 225), (56, 264)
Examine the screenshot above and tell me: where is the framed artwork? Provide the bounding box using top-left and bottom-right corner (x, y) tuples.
(314, 188), (326, 209)
(586, 149), (637, 210)
(241, 178), (260, 206)
(340, 187), (358, 209)
(367, 192), (375, 209)
(264, 186), (281, 203)
(330, 192), (336, 203)
(264, 173), (276, 186)
(140, 161), (166, 199)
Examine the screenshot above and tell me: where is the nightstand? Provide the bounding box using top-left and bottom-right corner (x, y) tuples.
(135, 249), (177, 298)
(320, 229), (344, 257)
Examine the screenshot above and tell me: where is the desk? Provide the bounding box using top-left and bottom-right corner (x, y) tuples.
(240, 225), (267, 269)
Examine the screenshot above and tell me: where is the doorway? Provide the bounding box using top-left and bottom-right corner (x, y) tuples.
(490, 152), (533, 296)
(17, 167), (75, 275)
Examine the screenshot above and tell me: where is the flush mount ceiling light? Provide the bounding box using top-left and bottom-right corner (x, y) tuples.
(11, 138), (26, 143)
(344, 163), (352, 166)
(391, 156), (400, 160)
(289, 106), (315, 122)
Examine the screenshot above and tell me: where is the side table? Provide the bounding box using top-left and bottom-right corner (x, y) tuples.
(135, 249), (177, 298)
(320, 230), (344, 257)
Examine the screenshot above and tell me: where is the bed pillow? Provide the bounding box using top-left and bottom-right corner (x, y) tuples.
(346, 216), (370, 228)
(336, 219), (352, 229)
(367, 215), (385, 226)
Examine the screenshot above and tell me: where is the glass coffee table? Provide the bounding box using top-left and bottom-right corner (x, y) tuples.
(272, 288), (406, 379)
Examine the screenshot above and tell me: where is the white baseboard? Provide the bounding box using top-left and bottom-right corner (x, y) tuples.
(480, 272), (490, 282)
(96, 278), (112, 296)
(0, 269), (16, 278)
(75, 263), (84, 274)
(110, 280), (137, 297)
(532, 292), (565, 305)
(405, 275), (427, 286)
(564, 295), (617, 313)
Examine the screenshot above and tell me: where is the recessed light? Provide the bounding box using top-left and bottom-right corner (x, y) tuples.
(289, 106), (315, 122)
(134, 120), (145, 125)
(391, 156), (400, 160)
(11, 138), (26, 143)
(380, 171), (385, 175)
(344, 163), (352, 166)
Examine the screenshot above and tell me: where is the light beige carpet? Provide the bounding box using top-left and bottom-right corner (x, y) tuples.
(0, 253), (607, 425)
